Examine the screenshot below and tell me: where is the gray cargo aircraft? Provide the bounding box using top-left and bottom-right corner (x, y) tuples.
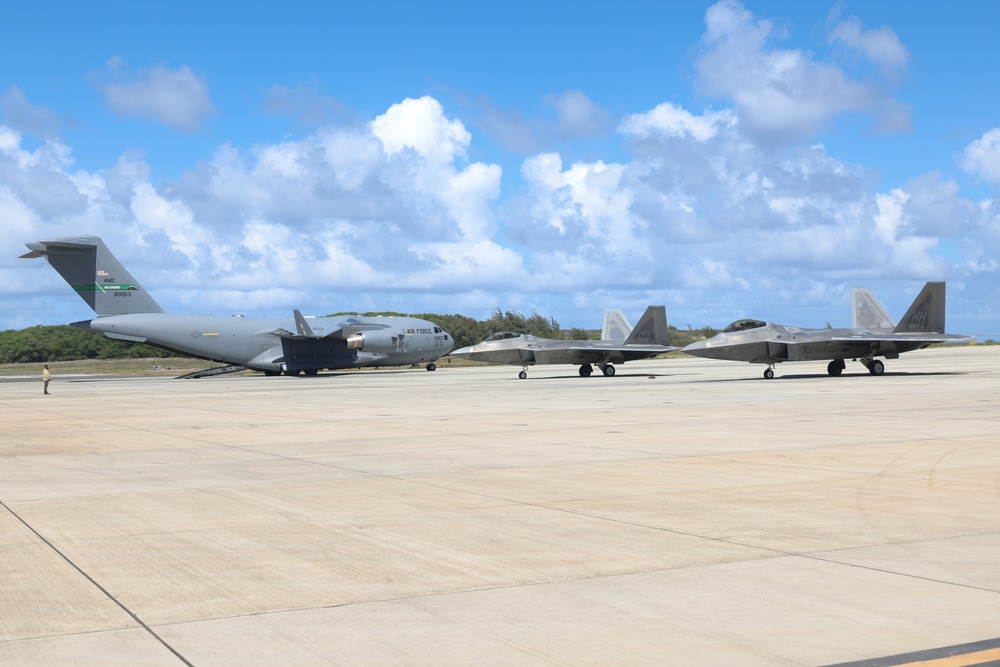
(450, 305), (677, 379)
(683, 282), (973, 379)
(22, 235), (454, 377)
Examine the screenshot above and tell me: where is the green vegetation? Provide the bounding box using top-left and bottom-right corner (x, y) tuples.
(0, 325), (173, 364)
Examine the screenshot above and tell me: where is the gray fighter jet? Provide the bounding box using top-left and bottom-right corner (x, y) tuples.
(450, 305), (678, 379)
(21, 235), (454, 377)
(683, 282), (973, 379)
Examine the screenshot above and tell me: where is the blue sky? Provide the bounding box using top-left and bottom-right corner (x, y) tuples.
(2, 1), (999, 336)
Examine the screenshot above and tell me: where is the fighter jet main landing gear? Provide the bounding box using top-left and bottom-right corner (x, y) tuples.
(597, 361), (616, 377)
(827, 359), (845, 377)
(579, 363), (593, 377)
(857, 355), (885, 375)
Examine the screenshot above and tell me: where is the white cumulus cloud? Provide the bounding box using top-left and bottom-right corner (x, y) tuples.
(961, 128), (1000, 187)
(371, 96), (471, 165)
(828, 14), (910, 73)
(694, 0), (910, 143)
(98, 58), (215, 132)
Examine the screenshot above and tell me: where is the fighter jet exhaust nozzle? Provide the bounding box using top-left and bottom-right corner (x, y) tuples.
(345, 330), (401, 353)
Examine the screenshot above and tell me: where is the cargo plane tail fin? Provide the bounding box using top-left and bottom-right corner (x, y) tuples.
(21, 235), (164, 315)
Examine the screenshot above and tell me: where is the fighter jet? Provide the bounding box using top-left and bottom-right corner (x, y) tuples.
(450, 305), (678, 379)
(683, 282), (973, 379)
(21, 235), (454, 377)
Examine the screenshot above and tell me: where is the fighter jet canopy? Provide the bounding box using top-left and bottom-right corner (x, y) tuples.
(723, 319), (766, 333)
(484, 331), (526, 342)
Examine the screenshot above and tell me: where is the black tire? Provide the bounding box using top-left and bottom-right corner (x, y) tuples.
(426, 363), (436, 371)
(603, 365), (616, 377)
(827, 360), (843, 376)
(764, 368), (774, 379)
(518, 370), (527, 380)
(286, 369), (301, 376)
(304, 369), (319, 376)
(869, 359), (885, 375)
(579, 364), (592, 377)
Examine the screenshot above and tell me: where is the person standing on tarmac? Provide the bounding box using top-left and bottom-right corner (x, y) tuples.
(42, 364), (50, 394)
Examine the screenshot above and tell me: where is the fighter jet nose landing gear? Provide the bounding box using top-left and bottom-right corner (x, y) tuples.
(763, 366), (775, 379)
(518, 370), (528, 380)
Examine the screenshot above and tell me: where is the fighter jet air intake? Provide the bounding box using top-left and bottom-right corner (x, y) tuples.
(22, 235), (454, 377)
(682, 282), (973, 379)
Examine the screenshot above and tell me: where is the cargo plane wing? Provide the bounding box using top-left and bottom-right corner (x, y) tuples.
(450, 305), (678, 379)
(682, 282), (973, 379)
(22, 235), (453, 377)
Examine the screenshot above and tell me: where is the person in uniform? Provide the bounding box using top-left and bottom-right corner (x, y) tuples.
(43, 364), (50, 394)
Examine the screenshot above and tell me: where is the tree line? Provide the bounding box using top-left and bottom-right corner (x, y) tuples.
(0, 325), (174, 364)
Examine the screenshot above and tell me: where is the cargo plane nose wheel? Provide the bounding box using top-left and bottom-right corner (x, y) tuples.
(426, 363), (436, 371)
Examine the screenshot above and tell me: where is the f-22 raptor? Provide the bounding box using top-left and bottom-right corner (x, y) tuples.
(22, 235), (454, 377)
(682, 282), (973, 379)
(450, 305), (678, 379)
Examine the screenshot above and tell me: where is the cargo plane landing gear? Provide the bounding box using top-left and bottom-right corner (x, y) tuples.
(426, 363), (437, 371)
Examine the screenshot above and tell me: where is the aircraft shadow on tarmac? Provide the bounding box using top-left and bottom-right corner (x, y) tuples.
(687, 370), (968, 383)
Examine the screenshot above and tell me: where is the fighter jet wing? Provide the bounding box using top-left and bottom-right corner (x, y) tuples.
(564, 344), (678, 354)
(829, 333), (974, 343)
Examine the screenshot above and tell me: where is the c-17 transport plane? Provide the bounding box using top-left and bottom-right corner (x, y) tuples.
(21, 235), (454, 377)
(682, 281), (973, 379)
(450, 305), (678, 379)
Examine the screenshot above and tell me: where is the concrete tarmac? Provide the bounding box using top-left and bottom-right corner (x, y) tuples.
(1, 346), (999, 666)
